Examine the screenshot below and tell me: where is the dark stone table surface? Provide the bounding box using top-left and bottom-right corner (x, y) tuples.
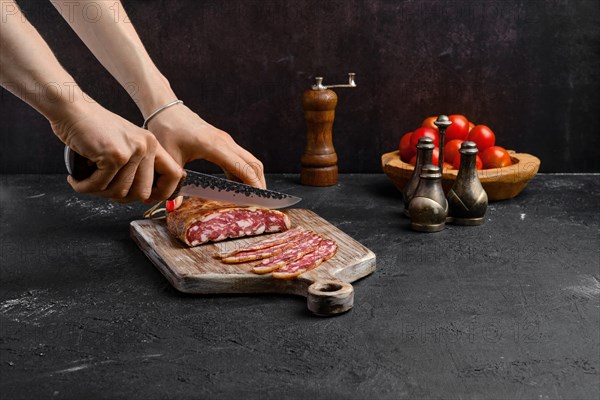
(1, 174), (599, 400)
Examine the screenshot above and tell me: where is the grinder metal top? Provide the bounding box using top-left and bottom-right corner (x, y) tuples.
(311, 73), (357, 90)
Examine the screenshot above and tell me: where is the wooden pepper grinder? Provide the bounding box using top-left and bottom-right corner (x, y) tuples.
(301, 73), (356, 186)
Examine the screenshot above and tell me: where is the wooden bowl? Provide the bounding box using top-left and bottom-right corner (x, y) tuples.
(381, 150), (541, 201)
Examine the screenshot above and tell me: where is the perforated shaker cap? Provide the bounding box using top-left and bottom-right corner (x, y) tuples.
(416, 136), (435, 150)
(460, 141), (479, 155)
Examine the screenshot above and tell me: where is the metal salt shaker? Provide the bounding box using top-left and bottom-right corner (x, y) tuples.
(447, 141), (488, 225)
(403, 137), (435, 216)
(408, 165), (448, 232)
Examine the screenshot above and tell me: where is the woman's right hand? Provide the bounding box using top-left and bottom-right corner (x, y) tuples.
(50, 101), (184, 203)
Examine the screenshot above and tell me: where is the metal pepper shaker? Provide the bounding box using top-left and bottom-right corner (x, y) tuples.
(408, 165), (448, 232)
(403, 137), (435, 216)
(447, 141), (488, 225)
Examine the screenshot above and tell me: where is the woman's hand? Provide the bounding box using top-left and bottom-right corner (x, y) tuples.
(2, 0), (261, 206)
(146, 103), (266, 189)
(51, 101), (184, 203)
(50, 0), (266, 191)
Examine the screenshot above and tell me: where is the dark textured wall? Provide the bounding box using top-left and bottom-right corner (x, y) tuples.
(1, 0), (599, 174)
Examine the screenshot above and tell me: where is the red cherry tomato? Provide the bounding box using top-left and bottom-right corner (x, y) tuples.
(468, 122), (475, 133)
(421, 116), (438, 131)
(443, 139), (464, 165)
(480, 146), (512, 169)
(399, 132), (415, 162)
(452, 156), (460, 170)
(467, 125), (496, 152)
(431, 147), (440, 166)
(410, 127), (439, 147)
(452, 153), (483, 170)
(445, 114), (470, 141)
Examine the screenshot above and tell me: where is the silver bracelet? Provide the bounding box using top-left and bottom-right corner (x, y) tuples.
(142, 99), (183, 129)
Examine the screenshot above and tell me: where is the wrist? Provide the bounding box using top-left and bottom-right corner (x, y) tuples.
(129, 72), (178, 120)
(46, 87), (100, 143)
(41, 83), (95, 124)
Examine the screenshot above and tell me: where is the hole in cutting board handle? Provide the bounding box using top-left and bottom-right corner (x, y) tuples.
(312, 282), (343, 293)
(307, 279), (354, 316)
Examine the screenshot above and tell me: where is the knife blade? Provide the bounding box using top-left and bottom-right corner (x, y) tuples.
(173, 169), (301, 209)
(64, 145), (301, 209)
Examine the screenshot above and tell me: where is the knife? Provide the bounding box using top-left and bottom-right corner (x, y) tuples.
(64, 145), (301, 209)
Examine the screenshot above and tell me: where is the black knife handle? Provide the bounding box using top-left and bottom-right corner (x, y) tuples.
(64, 145), (97, 181)
(63, 145), (182, 200)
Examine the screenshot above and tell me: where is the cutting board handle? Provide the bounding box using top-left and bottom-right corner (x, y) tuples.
(306, 279), (354, 316)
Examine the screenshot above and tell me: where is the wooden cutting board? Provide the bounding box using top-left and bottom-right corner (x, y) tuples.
(130, 209), (376, 316)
